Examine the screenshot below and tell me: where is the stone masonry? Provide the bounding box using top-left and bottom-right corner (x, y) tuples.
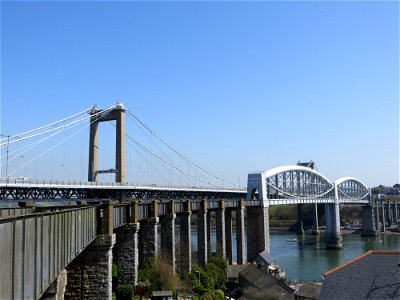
(65, 234), (115, 300)
(113, 223), (140, 286)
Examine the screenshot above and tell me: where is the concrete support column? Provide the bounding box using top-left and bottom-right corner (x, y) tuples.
(114, 223), (140, 286)
(197, 200), (208, 266)
(179, 211), (192, 274)
(88, 112), (99, 182)
(247, 207), (270, 262)
(325, 203), (342, 249)
(312, 203), (320, 235)
(139, 217), (159, 267)
(41, 269), (67, 300)
(381, 200), (386, 232)
(361, 205), (377, 237)
(236, 200), (246, 264)
(225, 209), (233, 264)
(65, 234), (116, 299)
(160, 213), (176, 273)
(394, 202), (398, 223)
(297, 204), (304, 235)
(216, 201), (226, 259)
(115, 107), (126, 183)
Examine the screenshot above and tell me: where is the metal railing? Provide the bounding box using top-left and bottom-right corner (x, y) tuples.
(0, 207), (97, 300)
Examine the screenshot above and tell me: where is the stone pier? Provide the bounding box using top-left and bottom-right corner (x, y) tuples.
(325, 202), (342, 249)
(236, 199), (246, 264)
(297, 204), (305, 235)
(361, 205), (377, 237)
(65, 234), (115, 299)
(216, 201), (226, 259)
(160, 211), (176, 273)
(381, 200), (386, 232)
(114, 223), (140, 286)
(179, 210), (192, 274)
(225, 209), (233, 264)
(139, 217), (159, 267)
(246, 206), (270, 262)
(312, 203), (320, 235)
(197, 200), (208, 266)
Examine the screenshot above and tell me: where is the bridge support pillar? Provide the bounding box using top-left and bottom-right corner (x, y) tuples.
(381, 200), (386, 232)
(387, 201), (392, 227)
(41, 269), (67, 300)
(225, 209), (233, 264)
(297, 204), (304, 235)
(394, 202), (398, 223)
(114, 223), (140, 287)
(139, 217), (159, 267)
(179, 211), (192, 274)
(247, 207), (270, 262)
(325, 203), (342, 249)
(65, 234), (116, 299)
(361, 205), (377, 237)
(312, 203), (320, 235)
(160, 213), (176, 273)
(216, 201), (226, 259)
(207, 211), (212, 257)
(236, 199), (246, 264)
(197, 200), (208, 266)
(375, 203), (380, 232)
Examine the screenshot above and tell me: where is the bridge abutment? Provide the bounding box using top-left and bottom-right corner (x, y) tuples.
(65, 234), (115, 299)
(246, 206), (270, 262)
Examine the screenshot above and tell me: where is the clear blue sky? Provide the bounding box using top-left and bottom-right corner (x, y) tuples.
(1, 1), (398, 187)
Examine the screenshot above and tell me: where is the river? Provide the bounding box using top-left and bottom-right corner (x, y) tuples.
(190, 227), (400, 282)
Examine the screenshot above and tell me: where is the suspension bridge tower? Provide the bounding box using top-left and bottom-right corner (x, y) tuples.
(88, 103), (126, 183)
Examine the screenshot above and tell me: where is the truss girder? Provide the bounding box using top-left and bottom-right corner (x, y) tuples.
(265, 169), (334, 199)
(335, 178), (369, 200)
(0, 186), (246, 201)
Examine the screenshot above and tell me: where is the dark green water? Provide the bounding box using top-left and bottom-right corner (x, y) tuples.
(191, 227), (399, 282)
(270, 230), (400, 282)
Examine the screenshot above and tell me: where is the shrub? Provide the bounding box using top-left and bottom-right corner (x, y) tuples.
(115, 284), (134, 300)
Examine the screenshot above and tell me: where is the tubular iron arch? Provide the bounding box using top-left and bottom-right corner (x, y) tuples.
(335, 177), (369, 200)
(264, 165), (334, 199)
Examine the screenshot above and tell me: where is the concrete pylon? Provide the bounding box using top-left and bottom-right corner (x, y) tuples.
(197, 200), (208, 266)
(88, 103), (126, 183)
(312, 203), (320, 235)
(179, 210), (192, 274)
(236, 199), (246, 264)
(216, 200), (226, 259)
(225, 209), (233, 264)
(246, 206), (270, 262)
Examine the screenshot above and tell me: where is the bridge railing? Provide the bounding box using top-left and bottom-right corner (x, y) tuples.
(0, 206), (97, 300)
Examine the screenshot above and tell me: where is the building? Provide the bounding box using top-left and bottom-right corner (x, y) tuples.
(319, 250), (400, 300)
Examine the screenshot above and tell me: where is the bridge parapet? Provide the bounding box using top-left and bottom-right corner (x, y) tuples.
(0, 207), (97, 300)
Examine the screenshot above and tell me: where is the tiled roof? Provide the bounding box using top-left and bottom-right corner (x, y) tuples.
(319, 250), (400, 300)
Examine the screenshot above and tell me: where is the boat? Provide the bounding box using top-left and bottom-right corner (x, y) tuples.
(286, 238), (297, 242)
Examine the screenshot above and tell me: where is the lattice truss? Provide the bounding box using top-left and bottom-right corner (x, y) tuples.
(336, 178), (369, 200)
(265, 168), (334, 199)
